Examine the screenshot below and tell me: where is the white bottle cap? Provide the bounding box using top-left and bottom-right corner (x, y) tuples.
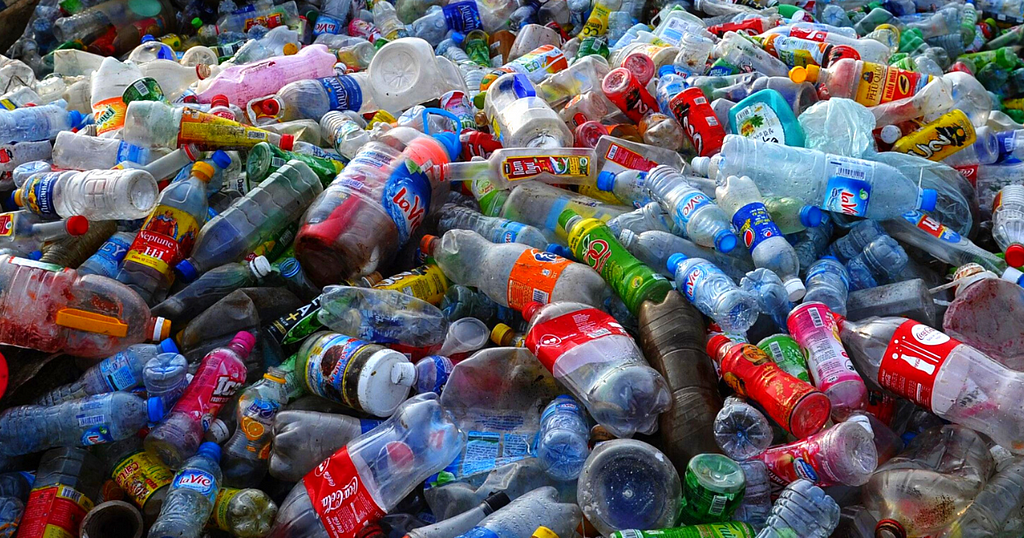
(391, 361), (417, 387)
(784, 278), (807, 302)
(205, 419), (231, 443)
(249, 255), (272, 279)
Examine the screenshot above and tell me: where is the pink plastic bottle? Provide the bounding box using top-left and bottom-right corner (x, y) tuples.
(145, 331), (252, 468)
(193, 45), (339, 106)
(787, 302), (867, 421)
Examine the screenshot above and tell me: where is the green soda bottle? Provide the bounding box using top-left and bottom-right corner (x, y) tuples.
(609, 522), (756, 538)
(679, 454), (746, 525)
(246, 142), (343, 187)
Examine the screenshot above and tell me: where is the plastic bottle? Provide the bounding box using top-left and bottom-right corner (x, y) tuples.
(15, 168), (159, 221)
(268, 410), (375, 482)
(734, 460), (771, 531)
(194, 44), (338, 105)
(762, 197), (822, 235)
(993, 184), (1024, 267)
(620, 229), (755, 282)
(212, 487), (278, 538)
(713, 395), (773, 460)
(16, 447), (103, 538)
(405, 492), (511, 538)
(96, 436), (173, 522)
(937, 457), (1024, 538)
(740, 269), (793, 331)
(789, 58), (932, 107)
(78, 231), (135, 278)
(38, 220), (116, 269)
(437, 204), (549, 249)
(90, 58), (142, 137)
(266, 394), (464, 538)
(441, 147), (597, 188)
(716, 135), (938, 219)
(51, 130), (151, 170)
(535, 395), (590, 481)
(153, 257), (272, 324)
(828, 220), (885, 263)
(497, 181), (628, 243)
(320, 110), (369, 160)
(608, 524), (756, 538)
(483, 73), (573, 148)
(667, 253), (760, 333)
(145, 332), (252, 468)
(406, 355), (454, 395)
(787, 302), (866, 420)
(0, 211), (89, 259)
(148, 442), (222, 538)
(221, 368), (288, 488)
(316, 286), (447, 351)
(677, 453), (745, 525)
(0, 254), (170, 359)
(260, 73), (377, 122)
(706, 336), (831, 439)
(0, 391), (148, 456)
(123, 101), (292, 152)
(845, 235), (908, 291)
(754, 419), (878, 487)
(645, 165), (738, 252)
(755, 479), (840, 538)
(0, 99), (81, 143)
(35, 339), (177, 406)
(802, 257), (849, 316)
(143, 352), (189, 421)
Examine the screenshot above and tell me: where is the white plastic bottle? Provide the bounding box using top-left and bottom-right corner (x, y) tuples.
(90, 57), (143, 137)
(15, 168), (159, 220)
(483, 73), (573, 149)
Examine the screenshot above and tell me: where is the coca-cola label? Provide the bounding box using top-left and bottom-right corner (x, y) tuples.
(303, 447), (385, 538)
(525, 308), (628, 374)
(877, 320), (960, 410)
(172, 469), (217, 503)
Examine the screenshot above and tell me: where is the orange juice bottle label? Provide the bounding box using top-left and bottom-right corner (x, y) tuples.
(93, 96), (128, 135)
(507, 248), (571, 310)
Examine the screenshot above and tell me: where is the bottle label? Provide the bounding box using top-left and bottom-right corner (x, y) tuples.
(242, 11), (285, 31)
(731, 202), (782, 252)
(822, 157), (873, 216)
(213, 487), (242, 531)
(382, 159), (433, 244)
(758, 434), (831, 486)
(509, 45), (567, 77)
(673, 88), (725, 157)
(17, 485), (95, 538)
(500, 155), (591, 183)
(787, 304), (860, 392)
(673, 191), (713, 229)
(98, 351), (140, 391)
(506, 249), (572, 311)
(303, 333), (371, 410)
(76, 396), (113, 445)
(892, 110), (976, 162)
(720, 345), (816, 435)
(20, 172), (62, 217)
(682, 469), (740, 519)
(266, 296), (324, 347)
(113, 450), (174, 508)
(239, 397), (281, 458)
(304, 447), (386, 538)
(877, 320), (960, 410)
(679, 262), (728, 303)
(320, 76), (363, 113)
(124, 205), (200, 274)
(93, 96), (128, 135)
(491, 221), (525, 243)
(172, 469), (218, 504)
(374, 265), (450, 305)
(423, 355), (453, 394)
(177, 108), (271, 150)
(901, 210), (962, 243)
(525, 307), (628, 375)
(805, 262), (850, 289)
(173, 352), (246, 431)
(615, 523), (755, 538)
(601, 140), (657, 172)
(540, 396), (584, 423)
(855, 62), (928, 107)
(115, 141), (149, 165)
(759, 336), (811, 383)
(0, 212), (13, 237)
(733, 101), (786, 144)
(764, 35), (828, 67)
(442, 1), (483, 32)
(314, 14), (343, 35)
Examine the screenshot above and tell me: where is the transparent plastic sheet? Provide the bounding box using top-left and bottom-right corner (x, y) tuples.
(797, 97), (877, 158)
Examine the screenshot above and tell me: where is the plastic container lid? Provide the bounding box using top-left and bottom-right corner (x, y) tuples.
(1007, 244), (1024, 268)
(784, 278), (807, 301)
(799, 205), (824, 228)
(175, 259), (199, 282)
(596, 170), (616, 191)
(231, 331), (257, 354)
(261, 98), (281, 117)
(919, 189), (938, 212)
(282, 42), (299, 55)
(658, 65), (680, 78)
(141, 34), (155, 43)
(191, 162), (215, 182)
(197, 441), (221, 462)
(250, 256), (272, 278)
(65, 216), (89, 236)
(490, 323), (514, 346)
(666, 252), (688, 272)
(432, 132), (461, 161)
(158, 338), (178, 354)
(714, 230), (738, 253)
(147, 397), (164, 423)
(451, 31), (467, 45)
(420, 234), (438, 255)
(67, 110), (83, 128)
(191, 17), (203, 29)
(391, 361), (416, 386)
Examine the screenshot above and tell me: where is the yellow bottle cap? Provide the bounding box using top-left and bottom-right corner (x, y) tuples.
(12, 190), (22, 207)
(532, 527), (558, 538)
(55, 308), (129, 337)
(282, 42), (299, 55)
(191, 161), (215, 182)
(151, 316), (171, 341)
(789, 65), (820, 84)
(490, 323), (513, 346)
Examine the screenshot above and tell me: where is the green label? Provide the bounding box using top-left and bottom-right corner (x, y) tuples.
(758, 334), (811, 383)
(266, 296), (324, 347)
(122, 78), (166, 105)
(610, 523), (756, 538)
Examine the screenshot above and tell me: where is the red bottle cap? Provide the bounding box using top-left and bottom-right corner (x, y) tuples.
(210, 94), (230, 108)
(279, 133), (294, 151)
(65, 216), (89, 236)
(0, 349), (7, 401)
(523, 301), (544, 320)
(706, 334), (730, 359)
(419, 234), (437, 255)
(1007, 243), (1024, 268)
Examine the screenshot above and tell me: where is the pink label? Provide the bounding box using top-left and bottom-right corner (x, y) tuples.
(172, 351), (246, 430)
(787, 303), (860, 392)
(757, 433), (832, 486)
(878, 320), (960, 409)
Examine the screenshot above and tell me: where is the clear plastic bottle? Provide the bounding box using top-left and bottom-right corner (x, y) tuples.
(828, 220), (885, 263)
(320, 110), (368, 160)
(267, 394), (464, 538)
(484, 73), (573, 148)
(406, 492), (511, 538)
(523, 301), (670, 437)
(268, 410), (373, 482)
(0, 99), (81, 143)
(845, 235), (908, 291)
(35, 339), (178, 406)
(646, 165), (738, 252)
(735, 460), (771, 531)
(261, 73), (376, 122)
(740, 268), (794, 332)
(619, 229), (754, 282)
(51, 131), (151, 170)
(668, 253), (760, 333)
(148, 442), (222, 538)
(713, 395), (773, 460)
(153, 257), (272, 324)
(802, 257), (849, 316)
(754, 420), (877, 487)
(211, 487), (278, 538)
(535, 395), (590, 481)
(144, 352), (190, 422)
(755, 479), (840, 538)
(145, 332), (252, 468)
(438, 204), (549, 249)
(937, 457), (1024, 538)
(317, 285), (447, 350)
(75, 231), (134, 278)
(498, 181), (627, 243)
(787, 302), (867, 420)
(0, 211), (89, 259)
(716, 135), (938, 219)
(0, 391), (148, 456)
(408, 355), (454, 395)
(221, 368), (288, 488)
(993, 184), (1024, 267)
(15, 168), (159, 220)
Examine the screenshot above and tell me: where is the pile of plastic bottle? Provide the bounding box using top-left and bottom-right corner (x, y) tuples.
(1, 0), (1024, 536)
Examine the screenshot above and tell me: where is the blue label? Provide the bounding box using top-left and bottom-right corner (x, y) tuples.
(313, 14), (343, 35)
(673, 191), (713, 228)
(732, 202), (783, 252)
(442, 1), (483, 32)
(81, 425), (113, 446)
(823, 176), (871, 217)
(382, 161), (432, 244)
(115, 141), (149, 165)
(360, 419), (385, 433)
(22, 172), (61, 217)
(98, 351), (139, 391)
(426, 355), (453, 394)
(541, 395), (584, 423)
(493, 221), (526, 243)
(172, 469), (217, 503)
(87, 234), (132, 276)
(680, 262), (727, 302)
(319, 76), (363, 113)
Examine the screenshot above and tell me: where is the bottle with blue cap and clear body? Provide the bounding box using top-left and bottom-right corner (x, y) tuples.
(52, 130), (152, 170)
(596, 168), (651, 208)
(35, 339), (179, 406)
(828, 220), (885, 263)
(846, 236), (908, 291)
(803, 257), (850, 316)
(536, 395), (590, 481)
(176, 161), (323, 282)
(740, 268), (794, 331)
(15, 168), (160, 221)
(144, 352), (190, 423)
(763, 196), (822, 235)
(148, 442), (223, 538)
(755, 479), (840, 538)
(0, 392), (149, 457)
(483, 73), (574, 149)
(619, 229), (755, 282)
(646, 165), (739, 253)
(713, 395), (773, 461)
(717, 174), (805, 300)
(605, 202), (675, 237)
(154, 257), (273, 323)
(668, 252), (761, 333)
(0, 99), (81, 143)
(716, 135), (939, 220)
(438, 203), (550, 250)
(792, 214), (834, 275)
(78, 231), (135, 278)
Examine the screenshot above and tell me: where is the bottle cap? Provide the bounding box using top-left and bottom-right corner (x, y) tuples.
(231, 331), (257, 354)
(175, 259), (199, 282)
(483, 491), (511, 511)
(714, 230), (738, 253)
(777, 4), (803, 18)
(556, 209), (580, 232)
(265, 367), (288, 383)
(65, 216), (89, 236)
(799, 205), (823, 228)
(151, 317), (171, 341)
(596, 170), (616, 191)
(261, 98), (281, 117)
(789, 65), (820, 84)
(28, 250), (42, 260)
(158, 338), (178, 354)
(147, 397), (165, 423)
(919, 188), (938, 212)
(197, 441), (221, 462)
(522, 301), (544, 320)
(191, 17), (203, 29)
(196, 64), (212, 80)
(783, 278), (806, 301)
(705, 334), (731, 359)
(191, 161), (215, 182)
(451, 30), (466, 45)
(531, 527), (559, 538)
(279, 134), (295, 151)
(210, 94), (229, 108)
(879, 124), (902, 144)
(1007, 244), (1024, 268)
(666, 252), (687, 272)
(657, 65), (679, 78)
(391, 361), (416, 386)
(141, 34), (155, 43)
(283, 42), (299, 55)
(67, 110), (83, 128)
(876, 519), (907, 538)
(250, 255), (272, 278)
(419, 234), (438, 255)
(11, 190), (21, 208)
(432, 132), (462, 161)
(490, 323), (514, 346)
(545, 244), (571, 259)
(211, 150), (232, 170)
(205, 419), (231, 443)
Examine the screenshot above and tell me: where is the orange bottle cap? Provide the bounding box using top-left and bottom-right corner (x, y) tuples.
(191, 161), (215, 182)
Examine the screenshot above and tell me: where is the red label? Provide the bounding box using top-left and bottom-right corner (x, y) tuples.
(877, 320), (960, 409)
(865, 389), (896, 426)
(720, 344), (823, 436)
(18, 485), (94, 538)
(525, 308), (628, 373)
(670, 87), (726, 157)
(707, 17), (769, 36)
(757, 434), (831, 486)
(604, 69), (659, 124)
(303, 448), (385, 538)
(955, 164), (978, 186)
(603, 142), (656, 171)
(790, 27), (827, 41)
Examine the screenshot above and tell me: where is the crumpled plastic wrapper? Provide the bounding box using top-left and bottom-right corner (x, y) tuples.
(798, 98), (877, 158)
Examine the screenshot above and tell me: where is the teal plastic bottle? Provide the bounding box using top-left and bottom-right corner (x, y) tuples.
(729, 89), (806, 147)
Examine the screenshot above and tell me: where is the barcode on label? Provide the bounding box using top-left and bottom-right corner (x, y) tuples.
(532, 289), (550, 303)
(770, 341), (782, 357)
(133, 81), (149, 96)
(809, 307), (824, 328)
(619, 531), (641, 538)
(247, 131), (266, 139)
(709, 494), (727, 516)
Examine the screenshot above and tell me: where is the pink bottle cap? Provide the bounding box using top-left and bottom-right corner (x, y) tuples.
(231, 331), (257, 354)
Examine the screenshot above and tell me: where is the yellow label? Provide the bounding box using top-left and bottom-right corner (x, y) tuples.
(112, 450), (174, 508)
(577, 183), (622, 205)
(212, 487), (241, 531)
(93, 96), (128, 135)
(579, 2), (612, 37)
(892, 109), (977, 162)
(854, 62), (886, 107)
(178, 108), (272, 150)
(373, 264), (450, 304)
(124, 205), (200, 274)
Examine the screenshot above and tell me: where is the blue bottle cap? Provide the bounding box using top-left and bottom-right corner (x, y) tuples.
(511, 74), (536, 98)
(198, 442), (221, 462)
(450, 30), (466, 44)
(667, 252), (688, 272)
(715, 230), (738, 253)
(28, 250), (42, 260)
(658, 65), (681, 78)
(596, 170), (616, 191)
(175, 259), (199, 282)
(799, 205), (824, 228)
(919, 189), (938, 212)
(211, 150), (232, 170)
(545, 244), (571, 258)
(432, 132), (462, 161)
(158, 338), (178, 354)
(147, 397), (165, 423)
(821, 255), (839, 262)
(141, 34), (155, 42)
(67, 110), (83, 128)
